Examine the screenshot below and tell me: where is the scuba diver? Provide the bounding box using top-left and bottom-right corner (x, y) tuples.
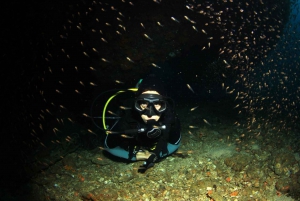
(103, 74), (181, 173)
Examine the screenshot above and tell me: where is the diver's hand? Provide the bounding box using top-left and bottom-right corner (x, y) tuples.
(136, 150), (152, 161)
(138, 153), (157, 173)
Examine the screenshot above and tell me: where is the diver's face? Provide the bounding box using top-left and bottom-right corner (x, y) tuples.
(140, 90), (161, 123)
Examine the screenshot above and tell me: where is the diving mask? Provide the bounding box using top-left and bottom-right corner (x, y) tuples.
(134, 94), (167, 116)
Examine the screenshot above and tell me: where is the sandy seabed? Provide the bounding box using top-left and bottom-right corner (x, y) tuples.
(28, 102), (300, 201)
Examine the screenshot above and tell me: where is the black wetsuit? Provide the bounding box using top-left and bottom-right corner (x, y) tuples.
(104, 98), (181, 161)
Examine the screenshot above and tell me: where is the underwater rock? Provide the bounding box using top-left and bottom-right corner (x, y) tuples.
(287, 171), (300, 198)
(224, 153), (253, 172)
(81, 187), (118, 201)
(62, 154), (77, 168)
(275, 177), (291, 194)
(272, 152), (298, 176)
(274, 162), (283, 175)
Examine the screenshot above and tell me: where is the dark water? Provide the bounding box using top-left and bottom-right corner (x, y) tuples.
(1, 0), (300, 199)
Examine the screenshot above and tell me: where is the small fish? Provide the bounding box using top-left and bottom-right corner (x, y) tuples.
(45, 109), (52, 115)
(90, 82), (97, 86)
(184, 15), (190, 21)
(121, 134), (134, 138)
(227, 89), (235, 94)
(108, 110), (118, 116)
(92, 48), (99, 53)
(40, 142), (47, 148)
(188, 131), (195, 137)
(67, 118), (75, 124)
(201, 29), (207, 34)
(110, 6), (117, 11)
(187, 84), (195, 93)
(115, 80), (124, 84)
(126, 57), (135, 63)
(75, 89), (81, 94)
(190, 106), (199, 111)
(157, 21), (164, 27)
(88, 129), (96, 135)
(184, 16), (196, 24)
(171, 17), (180, 23)
(119, 106), (131, 110)
(53, 127), (60, 134)
(143, 34), (153, 41)
(59, 105), (67, 110)
(140, 23), (145, 29)
(55, 89), (62, 94)
(83, 52), (89, 57)
(233, 104), (240, 108)
(60, 35), (67, 39)
(101, 38), (108, 43)
(203, 119), (211, 126)
(151, 63), (161, 68)
(189, 125), (198, 128)
(89, 66), (96, 71)
(101, 58), (110, 63)
(192, 26), (198, 32)
(186, 5), (194, 11)
(79, 81), (84, 86)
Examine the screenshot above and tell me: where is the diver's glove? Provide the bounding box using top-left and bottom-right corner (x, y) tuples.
(138, 153), (157, 173)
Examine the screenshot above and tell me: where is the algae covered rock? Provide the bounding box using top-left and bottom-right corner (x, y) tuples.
(224, 153), (253, 172)
(271, 151), (298, 176)
(81, 187), (118, 201)
(275, 177), (291, 193)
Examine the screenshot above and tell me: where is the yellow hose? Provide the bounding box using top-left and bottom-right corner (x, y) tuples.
(103, 88), (138, 134)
